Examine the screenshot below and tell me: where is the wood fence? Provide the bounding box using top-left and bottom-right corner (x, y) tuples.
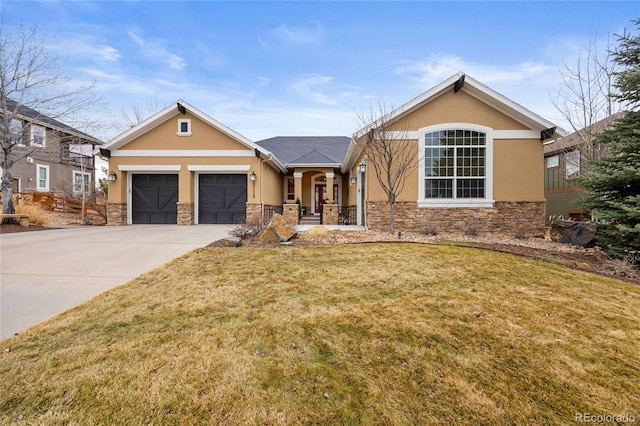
(6, 191), (107, 223)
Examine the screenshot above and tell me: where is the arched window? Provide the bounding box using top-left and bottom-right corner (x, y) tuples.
(418, 124), (494, 207)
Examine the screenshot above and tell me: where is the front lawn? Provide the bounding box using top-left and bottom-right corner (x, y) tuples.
(1, 243), (638, 424)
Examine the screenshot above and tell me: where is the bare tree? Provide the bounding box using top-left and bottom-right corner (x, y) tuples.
(356, 99), (417, 234)
(550, 35), (622, 168)
(0, 22), (98, 218)
(114, 97), (163, 133)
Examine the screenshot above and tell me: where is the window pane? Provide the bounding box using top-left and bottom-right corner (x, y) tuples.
(425, 179), (453, 198)
(566, 151), (580, 178)
(457, 179), (485, 198)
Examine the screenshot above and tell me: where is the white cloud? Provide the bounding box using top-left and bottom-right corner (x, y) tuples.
(127, 29), (187, 71)
(271, 23), (324, 45)
(290, 74), (359, 106)
(291, 75), (337, 105)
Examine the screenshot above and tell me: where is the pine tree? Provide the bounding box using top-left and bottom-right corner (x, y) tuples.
(580, 20), (640, 264)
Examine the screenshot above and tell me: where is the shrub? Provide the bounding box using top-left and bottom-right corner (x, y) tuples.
(515, 228), (528, 240)
(229, 220), (263, 239)
(15, 203), (48, 226)
(419, 225), (438, 236)
(464, 226), (479, 237)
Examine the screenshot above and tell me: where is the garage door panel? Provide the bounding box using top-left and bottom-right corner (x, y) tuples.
(132, 174), (178, 224)
(199, 174), (247, 224)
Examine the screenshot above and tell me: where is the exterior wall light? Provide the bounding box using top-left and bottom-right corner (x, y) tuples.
(250, 171), (257, 181)
(107, 172), (117, 182)
(359, 161), (366, 173)
(350, 176), (357, 185)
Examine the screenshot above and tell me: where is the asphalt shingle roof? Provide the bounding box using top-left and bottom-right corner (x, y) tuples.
(255, 136), (350, 167)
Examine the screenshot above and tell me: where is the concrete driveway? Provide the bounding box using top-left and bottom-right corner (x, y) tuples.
(0, 225), (231, 339)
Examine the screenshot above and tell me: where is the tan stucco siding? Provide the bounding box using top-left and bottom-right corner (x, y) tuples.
(493, 139), (544, 201)
(259, 161), (283, 205)
(122, 113), (250, 151)
(358, 137), (543, 203)
(391, 91), (529, 132)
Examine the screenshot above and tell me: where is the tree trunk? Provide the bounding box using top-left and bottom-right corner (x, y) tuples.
(389, 201), (395, 234)
(1, 169), (16, 221)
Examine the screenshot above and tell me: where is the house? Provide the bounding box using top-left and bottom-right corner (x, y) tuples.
(1, 100), (103, 197)
(100, 72), (564, 236)
(543, 114), (621, 221)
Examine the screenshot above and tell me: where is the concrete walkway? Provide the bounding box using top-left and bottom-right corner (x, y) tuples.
(0, 225), (231, 339)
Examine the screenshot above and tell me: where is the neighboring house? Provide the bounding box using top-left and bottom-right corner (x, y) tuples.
(100, 72), (564, 236)
(543, 114), (621, 221)
(1, 100), (103, 196)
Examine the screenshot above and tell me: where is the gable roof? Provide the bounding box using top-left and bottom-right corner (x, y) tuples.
(256, 136), (350, 168)
(344, 72), (566, 172)
(543, 112), (623, 156)
(100, 100), (285, 172)
(4, 99), (102, 144)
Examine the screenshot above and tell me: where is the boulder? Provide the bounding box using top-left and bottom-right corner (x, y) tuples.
(258, 213), (297, 243)
(222, 237), (242, 247)
(552, 220), (596, 247)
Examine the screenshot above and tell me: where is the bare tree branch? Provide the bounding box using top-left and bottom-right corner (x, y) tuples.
(355, 99), (418, 234)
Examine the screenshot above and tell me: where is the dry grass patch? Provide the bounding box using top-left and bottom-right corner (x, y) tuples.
(1, 244), (639, 424)
(15, 203), (48, 225)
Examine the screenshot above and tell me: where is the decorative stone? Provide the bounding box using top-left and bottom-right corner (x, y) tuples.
(223, 237), (242, 247)
(552, 220), (596, 246)
(258, 213), (297, 243)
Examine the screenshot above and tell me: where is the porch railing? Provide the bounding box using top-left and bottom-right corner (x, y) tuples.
(263, 204), (283, 224)
(319, 204), (357, 225)
(338, 205), (357, 225)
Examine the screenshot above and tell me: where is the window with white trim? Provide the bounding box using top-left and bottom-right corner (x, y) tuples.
(566, 151), (580, 178)
(31, 124), (46, 147)
(285, 176), (295, 201)
(73, 171), (91, 195)
(36, 164), (50, 191)
(177, 119), (191, 136)
(546, 155), (559, 168)
(424, 129), (486, 199)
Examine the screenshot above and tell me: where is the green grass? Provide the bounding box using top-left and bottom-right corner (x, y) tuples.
(1, 243), (639, 425)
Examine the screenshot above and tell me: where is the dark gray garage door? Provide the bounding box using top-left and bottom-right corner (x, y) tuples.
(199, 174), (247, 224)
(132, 174), (178, 224)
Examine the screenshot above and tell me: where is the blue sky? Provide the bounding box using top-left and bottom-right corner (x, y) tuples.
(2, 1), (639, 142)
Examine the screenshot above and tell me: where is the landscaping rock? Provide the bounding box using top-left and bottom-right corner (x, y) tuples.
(552, 220), (596, 247)
(258, 214), (297, 243)
(223, 237), (242, 247)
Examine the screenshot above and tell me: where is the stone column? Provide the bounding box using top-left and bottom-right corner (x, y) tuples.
(245, 203), (263, 225)
(177, 203), (194, 225)
(283, 202), (299, 225)
(322, 203), (339, 225)
(107, 203), (127, 225)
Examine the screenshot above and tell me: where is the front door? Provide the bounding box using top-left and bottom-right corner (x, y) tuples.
(314, 185), (325, 214)
(314, 184), (339, 214)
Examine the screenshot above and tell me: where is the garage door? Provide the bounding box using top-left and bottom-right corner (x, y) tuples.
(199, 174), (247, 224)
(132, 174), (178, 224)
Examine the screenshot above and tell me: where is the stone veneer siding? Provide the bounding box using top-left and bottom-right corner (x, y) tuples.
(283, 203), (299, 225)
(322, 203), (339, 225)
(177, 203), (194, 225)
(107, 203), (127, 225)
(366, 201), (546, 237)
(246, 203), (263, 225)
